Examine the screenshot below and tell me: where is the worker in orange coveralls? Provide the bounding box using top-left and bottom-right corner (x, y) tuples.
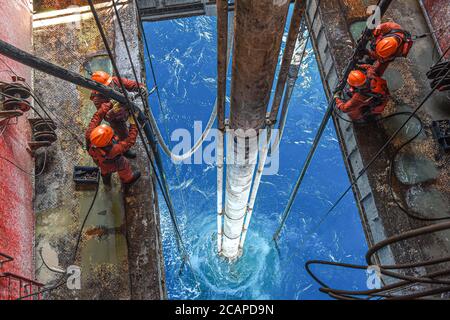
(90, 71), (147, 159)
(85, 102), (141, 186)
(365, 22), (413, 76)
(334, 65), (390, 121)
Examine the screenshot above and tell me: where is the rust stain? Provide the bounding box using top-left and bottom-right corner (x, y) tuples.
(340, 0), (378, 23)
(85, 224), (126, 239)
(0, 0), (35, 288)
(34, 0), (106, 12)
(423, 0), (450, 59)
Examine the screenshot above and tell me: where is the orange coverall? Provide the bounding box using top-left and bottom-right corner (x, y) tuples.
(368, 22), (412, 76)
(335, 65), (390, 121)
(85, 103), (138, 183)
(90, 76), (143, 140)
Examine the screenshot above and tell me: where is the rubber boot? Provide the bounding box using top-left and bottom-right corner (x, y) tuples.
(123, 170), (141, 187)
(123, 149), (137, 159)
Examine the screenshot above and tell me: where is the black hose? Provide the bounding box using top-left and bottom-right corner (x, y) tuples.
(17, 181), (100, 300)
(0, 57), (85, 146)
(303, 49), (450, 299)
(111, 0), (186, 257)
(304, 109), (450, 299)
(305, 222), (450, 300)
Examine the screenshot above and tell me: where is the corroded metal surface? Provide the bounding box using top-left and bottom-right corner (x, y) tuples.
(114, 1), (166, 299)
(34, 0), (105, 12)
(269, 0), (307, 123)
(32, 2), (165, 299)
(0, 0), (35, 288)
(308, 0), (450, 276)
(222, 0), (290, 259)
(229, 0), (290, 131)
(216, 0), (228, 130)
(422, 0), (450, 58)
(33, 7), (132, 298)
(137, 0), (217, 22)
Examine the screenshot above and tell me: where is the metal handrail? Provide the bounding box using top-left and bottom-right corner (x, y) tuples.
(0, 272), (44, 300)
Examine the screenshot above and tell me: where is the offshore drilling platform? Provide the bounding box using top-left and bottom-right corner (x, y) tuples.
(0, 0), (449, 301)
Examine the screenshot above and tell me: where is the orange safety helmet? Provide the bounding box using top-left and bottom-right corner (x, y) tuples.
(375, 36), (400, 59)
(90, 124), (114, 147)
(347, 70), (367, 88)
(91, 71), (113, 86)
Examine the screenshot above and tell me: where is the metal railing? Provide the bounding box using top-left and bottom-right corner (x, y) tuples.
(0, 252), (44, 300)
(0, 272), (44, 300)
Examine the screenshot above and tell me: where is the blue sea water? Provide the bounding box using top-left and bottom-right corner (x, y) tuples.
(143, 9), (368, 300)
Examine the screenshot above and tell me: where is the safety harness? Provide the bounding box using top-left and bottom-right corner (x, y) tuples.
(346, 74), (389, 114)
(88, 137), (123, 165)
(371, 28), (413, 61)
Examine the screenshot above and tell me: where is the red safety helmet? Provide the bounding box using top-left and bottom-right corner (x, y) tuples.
(90, 124), (114, 147)
(376, 36), (400, 59)
(92, 71), (113, 86)
(347, 70), (367, 88)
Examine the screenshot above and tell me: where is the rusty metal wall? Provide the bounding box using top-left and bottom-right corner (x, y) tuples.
(31, 0), (166, 299)
(32, 2), (132, 299)
(34, 0), (104, 12)
(306, 0), (450, 279)
(422, 0), (450, 59)
(0, 0), (35, 287)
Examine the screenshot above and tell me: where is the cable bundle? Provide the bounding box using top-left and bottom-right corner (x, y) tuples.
(427, 60), (450, 91)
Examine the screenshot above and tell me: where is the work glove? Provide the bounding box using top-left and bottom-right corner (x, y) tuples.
(354, 50), (364, 61)
(333, 90), (342, 100)
(106, 102), (128, 122)
(373, 28), (381, 37)
(139, 85), (148, 99)
(111, 100), (122, 113)
(128, 111), (139, 125)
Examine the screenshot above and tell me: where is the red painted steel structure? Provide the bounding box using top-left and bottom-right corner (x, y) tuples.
(422, 0), (450, 59)
(0, 256), (44, 300)
(0, 0), (35, 299)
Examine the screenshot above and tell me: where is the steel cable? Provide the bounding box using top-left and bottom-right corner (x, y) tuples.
(88, 0), (201, 289)
(281, 63), (450, 273)
(111, 0), (188, 257)
(112, 1), (192, 254)
(133, 0), (217, 162)
(0, 57), (85, 146)
(272, 0), (395, 241)
(303, 55), (450, 299)
(271, 3), (317, 154)
(305, 221), (450, 299)
(0, 148), (47, 176)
